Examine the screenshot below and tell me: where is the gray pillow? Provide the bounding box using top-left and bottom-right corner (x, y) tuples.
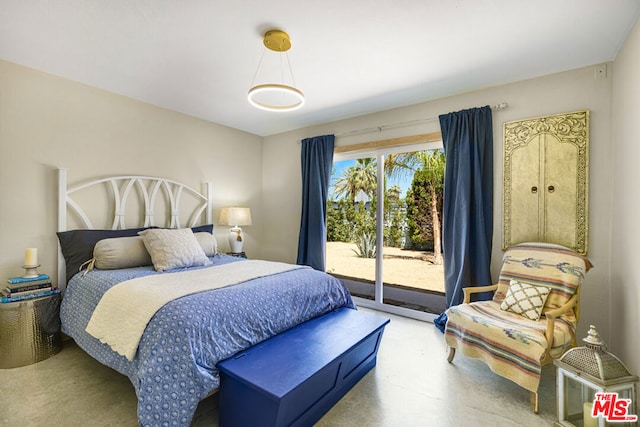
(93, 236), (152, 270)
(194, 232), (218, 256)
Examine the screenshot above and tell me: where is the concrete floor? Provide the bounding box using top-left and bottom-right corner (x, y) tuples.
(0, 308), (558, 426)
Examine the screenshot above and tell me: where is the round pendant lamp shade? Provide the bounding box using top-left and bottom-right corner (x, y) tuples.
(248, 30), (304, 112)
(248, 84), (305, 111)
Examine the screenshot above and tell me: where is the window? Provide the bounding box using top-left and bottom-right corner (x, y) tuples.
(326, 140), (445, 319)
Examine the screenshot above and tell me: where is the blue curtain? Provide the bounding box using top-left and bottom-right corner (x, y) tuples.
(434, 106), (494, 332)
(296, 134), (335, 271)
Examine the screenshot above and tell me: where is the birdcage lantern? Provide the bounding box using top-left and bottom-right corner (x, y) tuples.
(554, 325), (638, 427)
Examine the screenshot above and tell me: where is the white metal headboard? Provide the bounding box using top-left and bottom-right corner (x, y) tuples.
(57, 168), (213, 287)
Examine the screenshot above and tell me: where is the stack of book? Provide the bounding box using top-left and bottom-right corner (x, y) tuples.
(1, 274), (59, 303)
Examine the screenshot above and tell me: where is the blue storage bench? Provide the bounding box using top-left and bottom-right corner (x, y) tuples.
(218, 308), (390, 427)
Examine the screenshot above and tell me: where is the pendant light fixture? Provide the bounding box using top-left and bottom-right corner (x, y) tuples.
(248, 30), (304, 112)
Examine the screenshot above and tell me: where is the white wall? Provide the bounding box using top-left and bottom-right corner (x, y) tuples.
(262, 64), (613, 345)
(611, 17), (640, 375)
(0, 60), (263, 284)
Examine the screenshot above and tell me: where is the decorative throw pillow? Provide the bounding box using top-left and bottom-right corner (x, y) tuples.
(90, 232), (216, 271)
(193, 232), (218, 256)
(93, 236), (152, 270)
(139, 228), (212, 272)
(500, 280), (550, 321)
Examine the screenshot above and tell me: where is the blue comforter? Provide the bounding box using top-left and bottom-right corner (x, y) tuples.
(60, 255), (354, 426)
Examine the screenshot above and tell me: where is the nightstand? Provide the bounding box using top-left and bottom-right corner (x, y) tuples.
(226, 252), (247, 259)
(0, 292), (63, 368)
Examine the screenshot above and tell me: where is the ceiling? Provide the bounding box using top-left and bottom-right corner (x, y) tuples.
(1, 1), (639, 137)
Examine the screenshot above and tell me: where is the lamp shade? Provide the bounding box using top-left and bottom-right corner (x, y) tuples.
(219, 207), (252, 227)
(248, 30), (304, 112)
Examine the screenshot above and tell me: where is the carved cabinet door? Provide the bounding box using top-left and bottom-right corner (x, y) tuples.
(503, 110), (589, 255)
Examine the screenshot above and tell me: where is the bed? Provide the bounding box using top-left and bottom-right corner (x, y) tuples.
(56, 169), (355, 427)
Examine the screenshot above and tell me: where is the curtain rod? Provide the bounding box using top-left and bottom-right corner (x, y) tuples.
(297, 102), (508, 143)
(333, 102), (509, 139)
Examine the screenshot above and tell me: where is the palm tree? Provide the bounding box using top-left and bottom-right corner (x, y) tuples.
(333, 158), (377, 203)
(331, 152), (445, 263)
(384, 153), (415, 182)
(386, 184), (402, 202)
(386, 149), (445, 264)
(418, 150), (445, 264)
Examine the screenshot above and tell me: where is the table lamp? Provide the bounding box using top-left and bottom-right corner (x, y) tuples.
(219, 207), (252, 254)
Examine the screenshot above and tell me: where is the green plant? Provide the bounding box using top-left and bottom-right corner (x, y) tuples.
(386, 199), (405, 248)
(353, 231), (376, 258)
(406, 170), (433, 248)
(327, 199), (357, 242)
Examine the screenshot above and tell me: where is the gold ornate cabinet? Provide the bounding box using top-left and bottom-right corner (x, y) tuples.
(503, 110), (589, 255)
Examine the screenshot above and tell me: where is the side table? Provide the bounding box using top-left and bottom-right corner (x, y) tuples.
(0, 292), (63, 368)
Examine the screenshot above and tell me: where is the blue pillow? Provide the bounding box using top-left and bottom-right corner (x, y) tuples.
(190, 224), (213, 234)
(57, 227), (150, 283)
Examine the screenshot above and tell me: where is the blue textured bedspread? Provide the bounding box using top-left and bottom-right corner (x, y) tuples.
(61, 255), (355, 426)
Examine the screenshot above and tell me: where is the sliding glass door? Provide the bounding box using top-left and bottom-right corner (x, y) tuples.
(326, 142), (445, 319)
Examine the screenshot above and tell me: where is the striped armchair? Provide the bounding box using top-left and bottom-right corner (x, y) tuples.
(444, 242), (592, 412)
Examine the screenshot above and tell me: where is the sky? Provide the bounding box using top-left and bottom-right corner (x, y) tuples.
(329, 159), (413, 200)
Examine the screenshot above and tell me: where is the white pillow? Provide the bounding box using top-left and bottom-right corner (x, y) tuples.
(138, 228), (212, 272)
(500, 280), (550, 321)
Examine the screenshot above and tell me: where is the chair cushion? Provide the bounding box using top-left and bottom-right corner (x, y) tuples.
(493, 242), (592, 314)
(445, 300), (576, 393)
(500, 280), (550, 321)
